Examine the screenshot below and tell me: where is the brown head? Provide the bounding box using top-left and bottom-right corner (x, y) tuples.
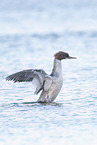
(54, 51), (77, 60)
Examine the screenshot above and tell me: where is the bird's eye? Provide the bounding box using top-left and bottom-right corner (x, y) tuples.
(65, 53), (69, 57)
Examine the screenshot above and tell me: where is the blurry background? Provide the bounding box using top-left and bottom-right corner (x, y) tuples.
(0, 0), (97, 145)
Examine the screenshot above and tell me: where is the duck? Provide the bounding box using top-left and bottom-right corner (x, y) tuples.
(6, 51), (76, 103)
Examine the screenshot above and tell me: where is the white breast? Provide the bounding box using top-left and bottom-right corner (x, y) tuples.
(46, 58), (63, 102)
(47, 76), (63, 102)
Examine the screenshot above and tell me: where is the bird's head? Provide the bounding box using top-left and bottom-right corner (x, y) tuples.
(54, 51), (77, 60)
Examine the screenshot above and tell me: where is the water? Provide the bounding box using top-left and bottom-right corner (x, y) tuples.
(0, 0), (97, 144)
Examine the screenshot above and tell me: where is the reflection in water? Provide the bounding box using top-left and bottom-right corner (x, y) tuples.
(0, 101), (63, 109)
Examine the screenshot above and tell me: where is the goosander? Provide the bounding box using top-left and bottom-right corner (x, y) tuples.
(6, 51), (76, 103)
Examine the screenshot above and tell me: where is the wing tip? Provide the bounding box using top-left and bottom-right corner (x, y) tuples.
(5, 76), (10, 81)
(5, 76), (16, 83)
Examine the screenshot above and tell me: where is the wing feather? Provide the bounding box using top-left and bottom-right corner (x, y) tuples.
(6, 69), (47, 94)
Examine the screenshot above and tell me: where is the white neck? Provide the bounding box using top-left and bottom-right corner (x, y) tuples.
(51, 58), (62, 77)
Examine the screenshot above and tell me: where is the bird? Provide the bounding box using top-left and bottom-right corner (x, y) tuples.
(6, 51), (76, 103)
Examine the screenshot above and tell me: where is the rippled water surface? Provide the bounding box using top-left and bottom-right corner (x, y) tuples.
(0, 0), (97, 145)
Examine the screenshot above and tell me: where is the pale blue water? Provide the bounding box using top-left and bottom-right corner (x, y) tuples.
(0, 0), (97, 145)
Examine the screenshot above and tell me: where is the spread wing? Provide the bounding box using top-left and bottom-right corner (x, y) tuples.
(6, 69), (47, 94)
